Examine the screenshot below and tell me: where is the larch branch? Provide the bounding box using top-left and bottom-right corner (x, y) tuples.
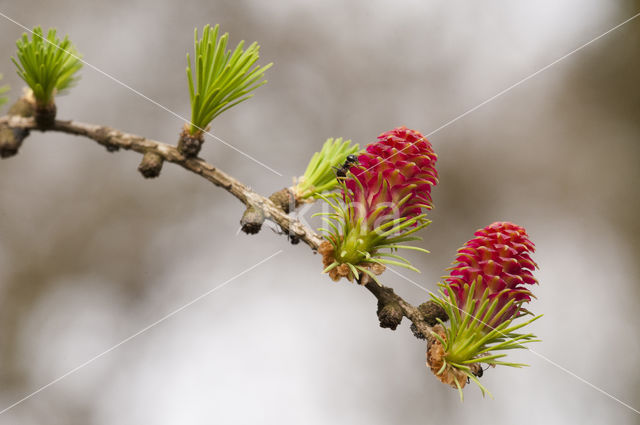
(0, 113), (443, 337)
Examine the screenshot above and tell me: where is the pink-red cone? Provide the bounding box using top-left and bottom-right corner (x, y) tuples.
(445, 222), (538, 326)
(345, 126), (438, 228)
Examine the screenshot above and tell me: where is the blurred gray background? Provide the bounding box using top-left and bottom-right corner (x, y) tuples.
(0, 1), (639, 424)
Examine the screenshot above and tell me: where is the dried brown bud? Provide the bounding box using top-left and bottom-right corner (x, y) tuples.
(240, 206), (265, 234)
(377, 303), (403, 330)
(138, 152), (164, 178)
(417, 301), (448, 326)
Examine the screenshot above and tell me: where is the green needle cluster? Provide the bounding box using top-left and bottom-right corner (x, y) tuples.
(12, 26), (82, 106)
(294, 137), (360, 199)
(186, 24), (272, 135)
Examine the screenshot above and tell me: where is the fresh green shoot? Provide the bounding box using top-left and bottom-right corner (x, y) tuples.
(12, 27), (82, 105)
(293, 138), (360, 199)
(186, 24), (272, 135)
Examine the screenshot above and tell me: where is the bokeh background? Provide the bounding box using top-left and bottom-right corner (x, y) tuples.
(0, 1), (639, 424)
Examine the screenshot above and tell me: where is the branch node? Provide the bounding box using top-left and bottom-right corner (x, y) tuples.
(268, 188), (297, 213)
(93, 127), (120, 152)
(0, 125), (29, 158)
(138, 151), (164, 178)
(240, 205), (265, 234)
(377, 302), (403, 330)
(34, 102), (56, 130)
(177, 126), (204, 157)
(240, 188), (297, 236)
(410, 301), (449, 339)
